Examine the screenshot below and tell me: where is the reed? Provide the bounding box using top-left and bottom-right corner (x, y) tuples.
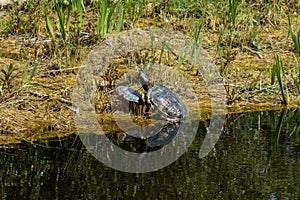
(271, 55), (290, 105)
(43, 0), (86, 67)
(123, 0), (145, 25)
(191, 15), (204, 44)
(288, 16), (300, 58)
(228, 0), (238, 27)
(95, 0), (124, 40)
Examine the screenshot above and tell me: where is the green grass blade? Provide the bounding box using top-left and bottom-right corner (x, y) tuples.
(273, 55), (290, 105)
(107, 1), (118, 30)
(22, 66), (28, 87)
(100, 0), (108, 36)
(43, 4), (56, 40)
(288, 16), (300, 57)
(65, 2), (71, 33)
(114, 2), (124, 39)
(55, 3), (66, 41)
(30, 64), (38, 81)
(1, 69), (7, 76)
(192, 16), (204, 44)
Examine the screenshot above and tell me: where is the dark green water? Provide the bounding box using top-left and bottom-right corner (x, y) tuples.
(0, 109), (299, 199)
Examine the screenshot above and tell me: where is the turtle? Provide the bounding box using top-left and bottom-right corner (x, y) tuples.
(116, 71), (188, 122)
(139, 71), (188, 122)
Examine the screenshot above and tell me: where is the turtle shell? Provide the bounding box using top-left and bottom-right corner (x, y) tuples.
(148, 84), (188, 122)
(116, 85), (143, 104)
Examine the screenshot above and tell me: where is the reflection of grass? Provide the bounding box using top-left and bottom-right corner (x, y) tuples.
(270, 109), (285, 160)
(270, 108), (299, 160)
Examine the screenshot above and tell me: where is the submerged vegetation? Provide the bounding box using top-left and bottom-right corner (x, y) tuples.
(0, 0), (300, 142)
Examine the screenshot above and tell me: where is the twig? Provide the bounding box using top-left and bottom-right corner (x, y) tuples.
(25, 91), (48, 98)
(243, 46), (263, 59)
(26, 90), (79, 112)
(37, 65), (86, 74)
(26, 91), (73, 106)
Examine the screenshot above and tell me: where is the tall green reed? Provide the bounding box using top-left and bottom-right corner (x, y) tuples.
(44, 0), (85, 68)
(228, 0), (238, 27)
(288, 16), (300, 92)
(96, 0), (124, 40)
(271, 55), (290, 105)
(288, 16), (300, 57)
(123, 0), (145, 25)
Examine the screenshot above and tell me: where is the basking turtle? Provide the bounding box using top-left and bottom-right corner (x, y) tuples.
(116, 71), (188, 122)
(139, 71), (188, 122)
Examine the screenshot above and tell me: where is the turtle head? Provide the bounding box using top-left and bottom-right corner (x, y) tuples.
(141, 91), (151, 112)
(139, 71), (150, 91)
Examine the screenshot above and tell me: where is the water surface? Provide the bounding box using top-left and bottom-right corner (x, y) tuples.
(0, 109), (299, 199)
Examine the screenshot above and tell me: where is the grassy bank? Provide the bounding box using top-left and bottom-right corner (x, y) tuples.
(0, 0), (300, 144)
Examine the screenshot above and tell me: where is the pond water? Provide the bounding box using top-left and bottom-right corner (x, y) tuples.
(0, 109), (299, 199)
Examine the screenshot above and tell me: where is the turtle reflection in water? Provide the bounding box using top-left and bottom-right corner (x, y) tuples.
(119, 122), (186, 149)
(115, 71), (188, 148)
(116, 71), (188, 122)
(146, 122), (186, 147)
